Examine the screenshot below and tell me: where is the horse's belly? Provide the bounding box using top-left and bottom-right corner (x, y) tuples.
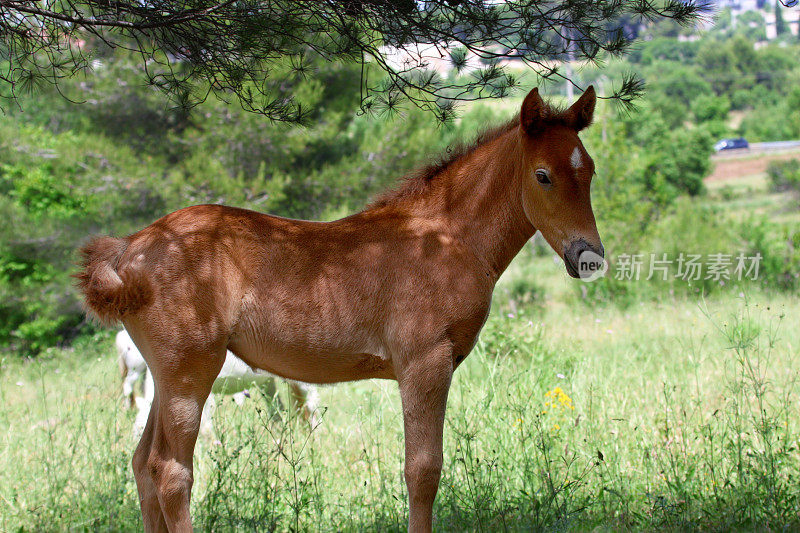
(230, 278), (399, 383)
(228, 334), (394, 384)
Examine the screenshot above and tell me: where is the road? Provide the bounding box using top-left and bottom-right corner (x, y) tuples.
(713, 140), (800, 160)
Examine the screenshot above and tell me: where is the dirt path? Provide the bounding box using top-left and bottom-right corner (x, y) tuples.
(707, 151), (800, 182)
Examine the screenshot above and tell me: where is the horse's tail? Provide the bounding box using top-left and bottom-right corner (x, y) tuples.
(75, 236), (152, 324)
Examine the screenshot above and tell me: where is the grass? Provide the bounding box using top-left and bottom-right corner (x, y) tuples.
(1, 275), (799, 531)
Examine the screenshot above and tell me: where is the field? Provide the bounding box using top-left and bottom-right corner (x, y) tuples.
(1, 157), (799, 531)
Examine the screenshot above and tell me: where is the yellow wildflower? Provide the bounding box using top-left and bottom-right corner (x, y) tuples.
(544, 387), (575, 411)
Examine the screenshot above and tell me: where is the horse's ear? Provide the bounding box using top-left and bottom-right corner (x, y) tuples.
(565, 86), (596, 131)
(520, 87), (546, 134)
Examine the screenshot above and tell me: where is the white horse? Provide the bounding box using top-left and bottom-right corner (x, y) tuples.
(116, 329), (319, 436)
(117, 329), (150, 408)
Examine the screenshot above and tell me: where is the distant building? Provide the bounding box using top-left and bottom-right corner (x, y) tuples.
(714, 0), (766, 11)
(765, 8), (800, 38)
(711, 0), (799, 38)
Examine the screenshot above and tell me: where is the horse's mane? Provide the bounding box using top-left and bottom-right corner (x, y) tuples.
(367, 116), (520, 210)
(368, 100), (568, 210)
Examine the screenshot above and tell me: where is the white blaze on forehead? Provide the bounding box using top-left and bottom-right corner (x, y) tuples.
(570, 146), (583, 169)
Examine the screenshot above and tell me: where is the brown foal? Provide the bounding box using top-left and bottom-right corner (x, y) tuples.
(77, 86), (603, 532)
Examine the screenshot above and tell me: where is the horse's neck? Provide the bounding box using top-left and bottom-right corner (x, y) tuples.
(418, 128), (536, 281)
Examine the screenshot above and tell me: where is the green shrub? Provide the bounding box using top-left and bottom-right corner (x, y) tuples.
(579, 199), (799, 305)
(739, 103), (800, 142)
(737, 216), (800, 292)
(0, 121), (169, 355)
(767, 159), (800, 193)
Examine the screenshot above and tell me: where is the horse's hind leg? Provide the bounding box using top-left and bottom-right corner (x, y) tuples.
(136, 347), (224, 532)
(132, 400), (167, 531)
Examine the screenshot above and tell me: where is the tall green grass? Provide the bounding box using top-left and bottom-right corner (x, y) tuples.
(2, 289), (799, 531)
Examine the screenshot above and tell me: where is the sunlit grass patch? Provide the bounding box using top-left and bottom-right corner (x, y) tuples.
(1, 291), (799, 530)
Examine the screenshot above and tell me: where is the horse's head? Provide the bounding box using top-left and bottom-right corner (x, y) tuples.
(518, 86), (604, 279)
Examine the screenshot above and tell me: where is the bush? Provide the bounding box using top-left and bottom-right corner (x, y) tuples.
(0, 121), (168, 355)
(632, 37), (700, 65)
(579, 199), (800, 305)
(691, 94), (731, 138)
(639, 126), (712, 201)
(739, 103), (800, 142)
(738, 216), (800, 292)
(767, 159), (800, 193)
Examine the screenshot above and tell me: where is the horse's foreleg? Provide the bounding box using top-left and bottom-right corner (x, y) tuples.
(398, 348), (454, 533)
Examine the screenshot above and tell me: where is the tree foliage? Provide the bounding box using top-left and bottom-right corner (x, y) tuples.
(0, 0), (706, 122)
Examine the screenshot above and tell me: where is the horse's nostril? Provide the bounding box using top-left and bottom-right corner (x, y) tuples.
(566, 239), (589, 261)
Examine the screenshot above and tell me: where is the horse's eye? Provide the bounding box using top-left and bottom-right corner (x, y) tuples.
(535, 169), (551, 186)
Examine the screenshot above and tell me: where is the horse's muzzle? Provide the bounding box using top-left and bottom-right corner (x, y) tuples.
(564, 239), (605, 279)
